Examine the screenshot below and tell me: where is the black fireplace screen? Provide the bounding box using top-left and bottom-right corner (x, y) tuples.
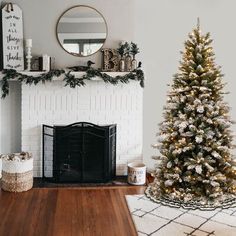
(42, 122), (116, 183)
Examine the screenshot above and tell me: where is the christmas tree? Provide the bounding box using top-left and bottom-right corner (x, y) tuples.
(146, 20), (236, 209)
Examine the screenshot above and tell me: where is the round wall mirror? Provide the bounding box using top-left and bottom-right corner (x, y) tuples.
(56, 6), (107, 57)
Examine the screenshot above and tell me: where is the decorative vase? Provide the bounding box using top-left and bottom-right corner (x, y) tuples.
(125, 54), (132, 72)
(131, 56), (137, 71)
(119, 57), (125, 72)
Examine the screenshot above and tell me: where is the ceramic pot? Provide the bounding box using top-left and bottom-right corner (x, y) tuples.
(127, 162), (146, 185)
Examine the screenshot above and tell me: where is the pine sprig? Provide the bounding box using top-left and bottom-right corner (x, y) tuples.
(0, 68), (144, 98)
(117, 43), (126, 57)
(130, 42), (140, 56)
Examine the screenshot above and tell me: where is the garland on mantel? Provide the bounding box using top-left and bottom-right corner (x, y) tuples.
(0, 68), (144, 98)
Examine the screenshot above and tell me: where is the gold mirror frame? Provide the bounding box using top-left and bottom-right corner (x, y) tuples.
(56, 5), (108, 57)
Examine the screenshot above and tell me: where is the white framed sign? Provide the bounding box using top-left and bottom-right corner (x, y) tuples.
(1, 3), (24, 70)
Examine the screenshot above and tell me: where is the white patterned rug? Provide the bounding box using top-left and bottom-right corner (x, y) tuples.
(125, 195), (236, 236)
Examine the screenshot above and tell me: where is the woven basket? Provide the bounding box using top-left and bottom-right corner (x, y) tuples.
(1, 152), (33, 192)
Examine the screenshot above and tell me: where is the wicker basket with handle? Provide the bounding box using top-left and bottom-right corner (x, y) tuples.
(1, 152), (33, 192)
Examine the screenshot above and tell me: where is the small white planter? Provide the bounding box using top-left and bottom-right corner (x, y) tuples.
(127, 162), (146, 185)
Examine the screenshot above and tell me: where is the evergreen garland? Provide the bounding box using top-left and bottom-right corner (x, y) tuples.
(0, 68), (144, 98)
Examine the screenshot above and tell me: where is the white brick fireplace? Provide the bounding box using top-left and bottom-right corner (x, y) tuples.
(21, 76), (143, 177)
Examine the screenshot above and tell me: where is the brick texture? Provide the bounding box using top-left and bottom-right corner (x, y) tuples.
(21, 81), (143, 177)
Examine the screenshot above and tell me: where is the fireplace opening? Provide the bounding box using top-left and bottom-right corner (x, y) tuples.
(42, 122), (116, 183)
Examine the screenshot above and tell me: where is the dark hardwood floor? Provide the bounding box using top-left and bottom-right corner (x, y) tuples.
(0, 185), (146, 236)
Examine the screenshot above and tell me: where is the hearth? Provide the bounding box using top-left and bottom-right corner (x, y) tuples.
(42, 122), (116, 183)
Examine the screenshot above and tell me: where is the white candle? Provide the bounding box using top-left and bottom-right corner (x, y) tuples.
(25, 39), (32, 48)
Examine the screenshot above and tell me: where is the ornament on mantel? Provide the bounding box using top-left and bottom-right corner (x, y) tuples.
(0, 3), (24, 70)
(67, 60), (95, 72)
(25, 39), (32, 71)
(39, 54), (51, 71)
(101, 48), (119, 72)
(124, 42), (132, 72)
(31, 57), (40, 71)
(145, 18), (236, 210)
(130, 42), (140, 71)
(117, 42), (126, 72)
(117, 41), (141, 72)
(137, 61), (142, 69)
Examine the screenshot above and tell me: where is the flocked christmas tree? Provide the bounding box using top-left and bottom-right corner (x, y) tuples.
(146, 20), (236, 209)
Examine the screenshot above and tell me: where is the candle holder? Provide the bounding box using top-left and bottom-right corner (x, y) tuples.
(25, 39), (32, 71)
(26, 46), (32, 71)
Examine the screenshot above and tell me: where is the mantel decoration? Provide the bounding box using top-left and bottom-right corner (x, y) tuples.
(0, 3), (24, 70)
(124, 42), (132, 72)
(145, 19), (236, 210)
(117, 42), (140, 72)
(130, 42), (140, 71)
(25, 39), (32, 71)
(101, 48), (119, 72)
(68, 60), (95, 72)
(117, 42), (127, 72)
(0, 67), (144, 98)
(56, 5), (107, 57)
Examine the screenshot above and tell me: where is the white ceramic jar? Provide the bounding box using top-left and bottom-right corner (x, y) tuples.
(127, 162), (146, 185)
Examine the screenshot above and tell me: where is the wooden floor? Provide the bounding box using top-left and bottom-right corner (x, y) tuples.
(0, 186), (146, 236)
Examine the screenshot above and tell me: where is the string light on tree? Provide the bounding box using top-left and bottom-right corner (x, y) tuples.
(146, 19), (236, 210)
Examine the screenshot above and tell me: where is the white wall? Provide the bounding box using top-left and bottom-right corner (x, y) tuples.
(0, 82), (21, 154)
(1, 0), (236, 171)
